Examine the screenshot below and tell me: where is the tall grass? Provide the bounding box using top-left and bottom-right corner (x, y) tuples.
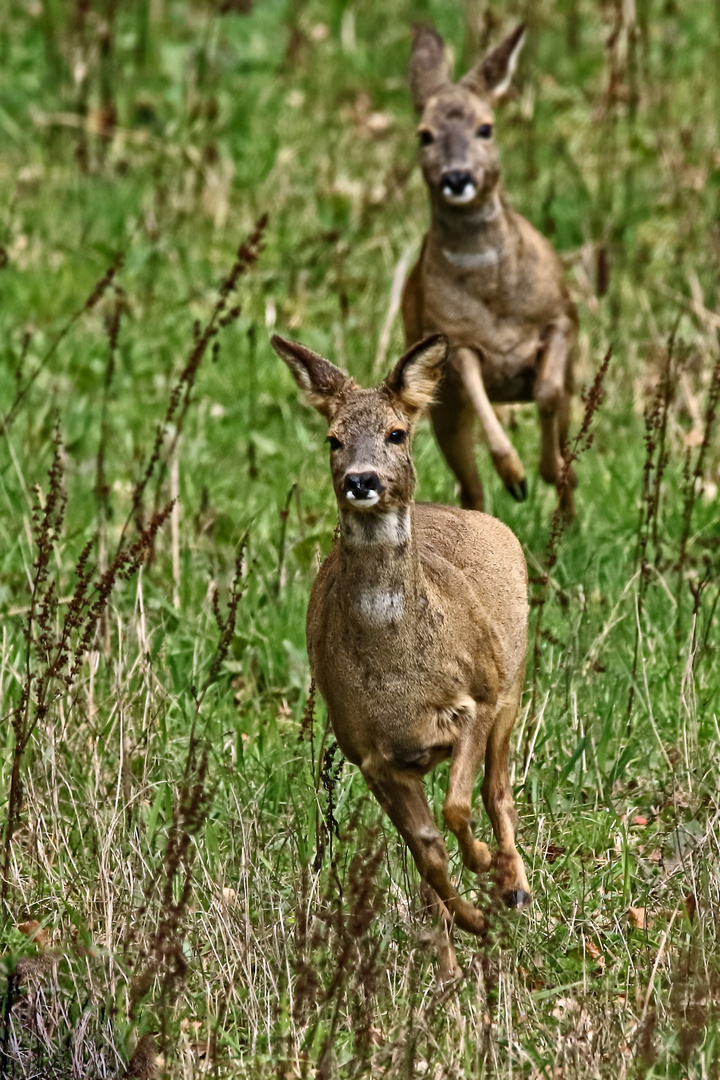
(0, 0), (719, 1076)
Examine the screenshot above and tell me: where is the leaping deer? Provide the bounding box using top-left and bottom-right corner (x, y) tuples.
(271, 331), (531, 980)
(402, 24), (578, 515)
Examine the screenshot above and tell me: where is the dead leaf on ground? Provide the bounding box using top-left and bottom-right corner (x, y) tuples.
(543, 842), (566, 863)
(628, 906), (647, 930)
(585, 939), (605, 968)
(684, 893), (697, 922)
(17, 921), (49, 949)
(185, 1040), (212, 1060)
(180, 1018), (202, 1034)
(520, 965), (546, 991)
(552, 996), (580, 1018)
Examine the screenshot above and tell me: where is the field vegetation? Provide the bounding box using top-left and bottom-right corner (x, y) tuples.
(0, 0), (719, 1076)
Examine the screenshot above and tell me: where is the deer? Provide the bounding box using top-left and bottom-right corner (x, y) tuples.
(402, 24), (579, 516)
(271, 331), (531, 980)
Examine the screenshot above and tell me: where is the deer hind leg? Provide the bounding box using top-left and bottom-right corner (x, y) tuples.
(455, 347), (527, 503)
(420, 880), (462, 983)
(480, 682), (531, 909)
(443, 727), (493, 877)
(535, 324), (577, 516)
(430, 389), (485, 512)
(362, 767), (485, 936)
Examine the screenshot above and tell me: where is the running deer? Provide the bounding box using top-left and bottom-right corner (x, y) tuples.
(271, 331), (530, 979)
(402, 24), (578, 515)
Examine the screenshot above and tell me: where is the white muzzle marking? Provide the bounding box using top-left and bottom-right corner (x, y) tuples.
(441, 183), (477, 205)
(345, 490), (380, 508)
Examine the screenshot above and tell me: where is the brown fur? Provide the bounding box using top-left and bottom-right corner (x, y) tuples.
(271, 332), (531, 980)
(403, 24), (578, 514)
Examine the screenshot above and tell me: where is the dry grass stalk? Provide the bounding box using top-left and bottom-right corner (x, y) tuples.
(527, 347), (612, 762)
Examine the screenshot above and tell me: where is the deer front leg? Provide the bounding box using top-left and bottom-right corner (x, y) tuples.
(362, 766), (486, 936)
(535, 322), (576, 515)
(443, 719), (493, 877)
(455, 347), (527, 502)
(430, 385), (485, 512)
(481, 682), (531, 909)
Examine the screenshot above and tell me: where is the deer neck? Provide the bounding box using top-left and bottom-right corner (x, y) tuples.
(336, 505), (425, 628)
(428, 190), (511, 271)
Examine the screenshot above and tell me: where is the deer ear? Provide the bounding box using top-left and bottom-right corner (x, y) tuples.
(271, 335), (350, 418)
(385, 335), (448, 416)
(408, 26), (451, 113)
(462, 24), (525, 101)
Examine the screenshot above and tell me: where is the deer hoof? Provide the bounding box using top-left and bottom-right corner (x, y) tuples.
(503, 887), (532, 909)
(505, 478), (527, 502)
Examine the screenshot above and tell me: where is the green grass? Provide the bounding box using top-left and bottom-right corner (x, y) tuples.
(1, 0), (719, 1076)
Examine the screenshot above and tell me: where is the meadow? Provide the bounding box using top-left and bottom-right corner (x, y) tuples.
(0, 0), (719, 1076)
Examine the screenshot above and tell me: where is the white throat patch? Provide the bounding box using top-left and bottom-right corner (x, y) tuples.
(341, 507), (411, 548)
(440, 195), (502, 269)
(442, 247), (499, 269)
(353, 587), (405, 625)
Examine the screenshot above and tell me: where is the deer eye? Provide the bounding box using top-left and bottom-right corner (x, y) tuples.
(387, 429), (407, 445)
(326, 435), (342, 451)
(418, 130), (434, 147)
(476, 123), (493, 139)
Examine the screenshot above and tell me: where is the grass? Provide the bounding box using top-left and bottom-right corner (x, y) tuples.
(0, 0), (719, 1076)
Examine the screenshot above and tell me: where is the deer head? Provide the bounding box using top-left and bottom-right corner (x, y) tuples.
(409, 24), (525, 209)
(271, 334), (448, 532)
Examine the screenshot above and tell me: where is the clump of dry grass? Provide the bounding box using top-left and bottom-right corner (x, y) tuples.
(1, 426), (174, 914)
(0, 220), (264, 1077)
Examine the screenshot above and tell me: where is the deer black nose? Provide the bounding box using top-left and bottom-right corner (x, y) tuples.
(441, 170), (474, 195)
(344, 472), (383, 501)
